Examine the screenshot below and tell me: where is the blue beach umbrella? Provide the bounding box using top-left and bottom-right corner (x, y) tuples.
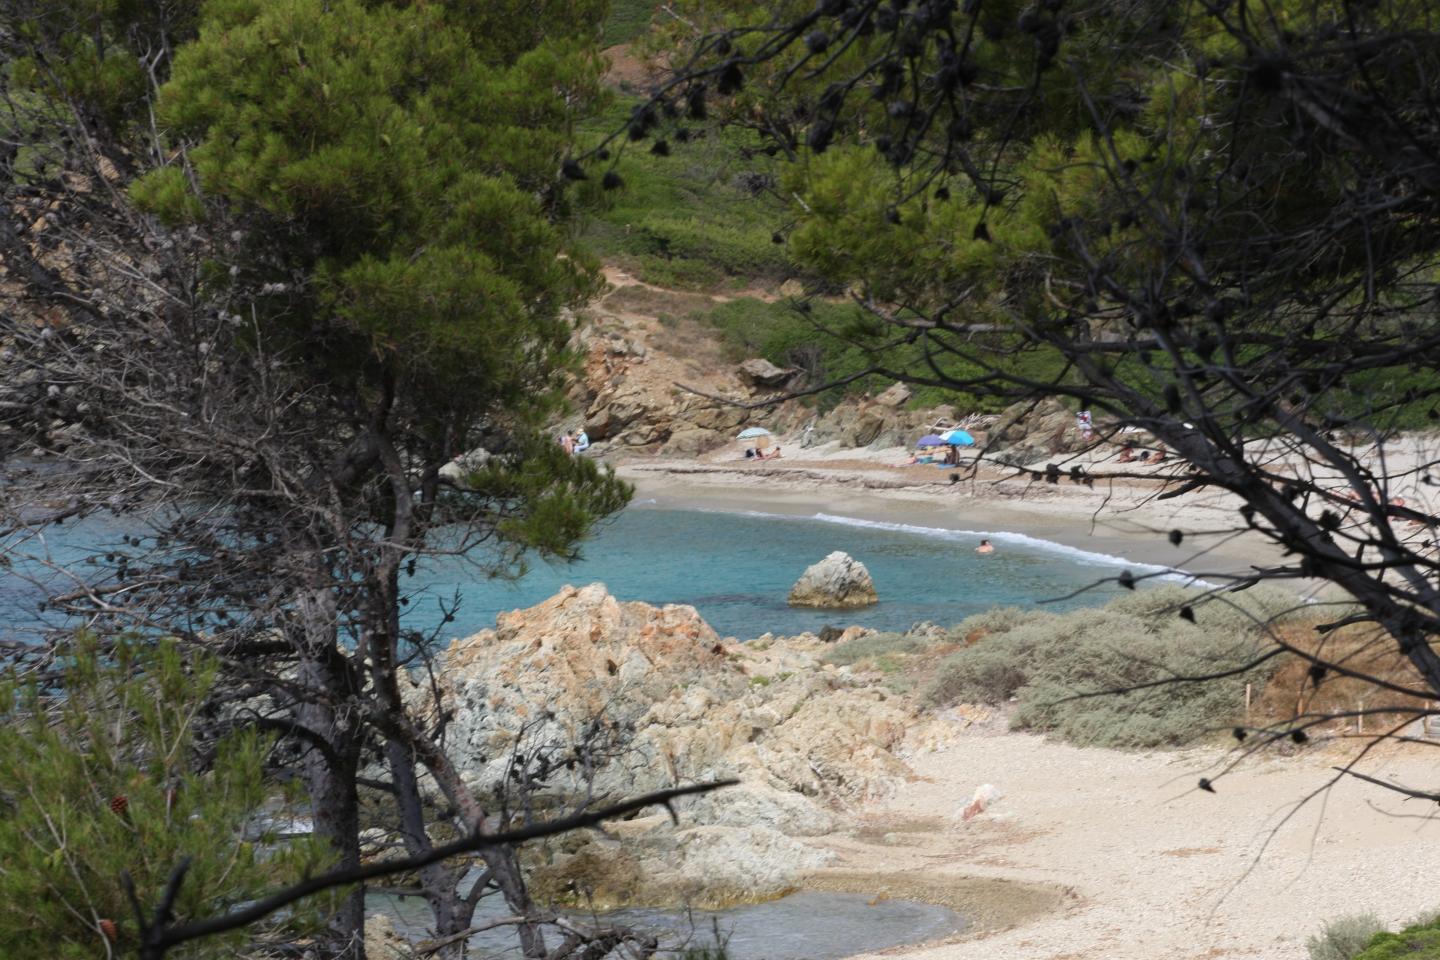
(942, 429), (975, 446)
(735, 426), (772, 440)
(915, 433), (945, 447)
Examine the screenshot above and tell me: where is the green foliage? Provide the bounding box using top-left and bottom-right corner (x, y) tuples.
(1351, 914), (1440, 960)
(127, 165), (204, 225)
(698, 296), (1034, 410)
(1303, 914), (1390, 960)
(924, 586), (1297, 748)
(0, 637), (335, 958)
(576, 100), (790, 290)
(823, 631), (929, 666)
(603, 0), (658, 46)
(457, 435), (633, 571)
(139, 0), (607, 412)
(5, 1), (203, 128)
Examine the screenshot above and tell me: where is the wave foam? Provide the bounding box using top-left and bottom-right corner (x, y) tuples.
(684, 505), (1213, 588)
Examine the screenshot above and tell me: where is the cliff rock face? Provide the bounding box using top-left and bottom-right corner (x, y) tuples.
(429, 584), (916, 905)
(787, 552), (879, 608)
(989, 397), (1089, 465)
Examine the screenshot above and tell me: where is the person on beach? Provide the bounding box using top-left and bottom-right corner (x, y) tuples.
(1117, 443), (1136, 463)
(558, 432), (574, 455)
(572, 428), (590, 455)
(976, 539), (994, 555)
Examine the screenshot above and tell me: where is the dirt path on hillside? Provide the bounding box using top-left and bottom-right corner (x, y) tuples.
(804, 734), (1440, 960)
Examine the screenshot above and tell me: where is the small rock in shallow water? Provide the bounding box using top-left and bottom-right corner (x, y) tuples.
(788, 551), (879, 608)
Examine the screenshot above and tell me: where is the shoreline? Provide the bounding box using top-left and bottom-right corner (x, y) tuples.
(618, 459), (1284, 582)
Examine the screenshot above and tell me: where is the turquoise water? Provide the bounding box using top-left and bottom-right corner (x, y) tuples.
(405, 504), (1173, 641)
(1, 504), (1179, 643)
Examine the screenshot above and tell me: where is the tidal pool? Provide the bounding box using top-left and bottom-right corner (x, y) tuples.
(378, 889), (966, 960)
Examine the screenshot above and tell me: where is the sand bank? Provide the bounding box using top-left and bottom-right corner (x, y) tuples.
(811, 735), (1440, 960)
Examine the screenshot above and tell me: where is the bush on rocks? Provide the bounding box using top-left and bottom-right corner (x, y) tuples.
(822, 631), (929, 666)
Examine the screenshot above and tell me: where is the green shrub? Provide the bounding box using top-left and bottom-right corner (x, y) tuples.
(947, 606), (1045, 641)
(1306, 914), (1390, 960)
(576, 104), (790, 291)
(603, 0), (658, 46)
(823, 632), (930, 666)
(923, 586), (1294, 748)
(1354, 917), (1440, 960)
(0, 637), (336, 958)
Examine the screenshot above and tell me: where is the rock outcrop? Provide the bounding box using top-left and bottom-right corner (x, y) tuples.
(873, 381), (912, 407)
(988, 397), (1088, 465)
(787, 552), (879, 608)
(426, 584), (925, 906)
(738, 357), (797, 388)
(798, 396), (964, 451)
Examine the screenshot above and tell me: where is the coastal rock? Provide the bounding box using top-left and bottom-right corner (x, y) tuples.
(363, 915), (414, 960)
(532, 819), (833, 908)
(429, 584), (915, 906)
(874, 381), (912, 407)
(788, 552), (879, 608)
(991, 397), (1086, 460)
(438, 447), (490, 485)
(738, 357), (795, 388)
(959, 783), (1003, 822)
(660, 425), (723, 457)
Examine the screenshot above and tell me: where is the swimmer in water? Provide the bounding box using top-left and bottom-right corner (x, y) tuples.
(975, 539), (995, 555)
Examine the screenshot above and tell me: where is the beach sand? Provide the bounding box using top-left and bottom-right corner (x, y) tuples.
(611, 444), (1440, 960)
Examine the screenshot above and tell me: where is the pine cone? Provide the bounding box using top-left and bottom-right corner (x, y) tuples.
(98, 919), (118, 941)
(109, 795), (128, 816)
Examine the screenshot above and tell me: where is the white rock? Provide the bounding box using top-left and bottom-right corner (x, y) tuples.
(787, 551), (879, 608)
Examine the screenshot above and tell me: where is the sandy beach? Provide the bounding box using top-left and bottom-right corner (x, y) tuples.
(611, 444), (1440, 960)
(817, 736), (1440, 960)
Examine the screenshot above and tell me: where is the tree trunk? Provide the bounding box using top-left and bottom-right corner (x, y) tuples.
(296, 645), (366, 959)
(386, 738), (475, 960)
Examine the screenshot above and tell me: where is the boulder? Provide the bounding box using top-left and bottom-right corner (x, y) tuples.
(738, 357), (795, 388)
(363, 915), (414, 960)
(992, 397), (1086, 456)
(661, 426), (722, 457)
(787, 551), (879, 608)
(438, 447), (491, 486)
(874, 381), (912, 407)
(844, 408), (889, 447)
(689, 403), (748, 433)
(959, 783), (1003, 822)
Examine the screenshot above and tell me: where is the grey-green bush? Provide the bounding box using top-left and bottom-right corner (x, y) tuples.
(923, 586), (1297, 748)
(1307, 913), (1388, 960)
(947, 605), (1043, 641)
(823, 631), (930, 666)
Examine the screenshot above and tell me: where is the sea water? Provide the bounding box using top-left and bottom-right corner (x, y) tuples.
(403, 504), (1182, 641)
(1, 504), (1184, 643)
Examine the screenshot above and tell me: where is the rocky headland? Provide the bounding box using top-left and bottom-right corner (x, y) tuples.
(423, 583), (969, 908)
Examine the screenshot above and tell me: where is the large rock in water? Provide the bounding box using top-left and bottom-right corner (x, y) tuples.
(423, 583), (922, 906)
(787, 551), (879, 608)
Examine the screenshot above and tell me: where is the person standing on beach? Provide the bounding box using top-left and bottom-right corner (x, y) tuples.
(976, 539), (995, 554)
